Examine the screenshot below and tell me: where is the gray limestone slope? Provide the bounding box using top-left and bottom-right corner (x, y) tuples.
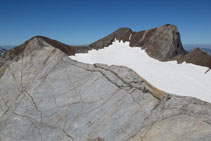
(0, 37), (211, 141)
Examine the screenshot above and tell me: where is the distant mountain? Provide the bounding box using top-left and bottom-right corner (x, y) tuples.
(184, 44), (211, 56)
(201, 48), (211, 55)
(184, 44), (211, 50)
(0, 45), (15, 50)
(187, 48), (211, 56)
(0, 47), (6, 56)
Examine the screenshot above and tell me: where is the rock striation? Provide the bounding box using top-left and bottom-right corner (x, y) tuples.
(0, 37), (211, 140)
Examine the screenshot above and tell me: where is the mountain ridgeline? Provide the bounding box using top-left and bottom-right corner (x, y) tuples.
(89, 24), (211, 68)
(1, 24), (211, 69)
(90, 24), (186, 61)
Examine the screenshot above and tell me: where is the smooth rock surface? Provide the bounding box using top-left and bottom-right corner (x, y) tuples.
(0, 37), (211, 141)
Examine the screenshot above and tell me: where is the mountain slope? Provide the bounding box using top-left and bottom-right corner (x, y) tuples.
(0, 37), (211, 140)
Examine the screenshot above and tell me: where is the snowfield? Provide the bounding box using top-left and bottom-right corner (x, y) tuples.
(70, 40), (211, 103)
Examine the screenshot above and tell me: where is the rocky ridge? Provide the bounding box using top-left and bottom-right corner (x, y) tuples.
(2, 25), (211, 69)
(0, 37), (211, 140)
(177, 48), (211, 68)
(89, 24), (211, 68)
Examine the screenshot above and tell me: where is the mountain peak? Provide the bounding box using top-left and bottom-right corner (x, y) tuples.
(88, 24), (211, 68)
(192, 47), (203, 52)
(90, 24), (185, 60)
(114, 27), (132, 33)
(163, 23), (178, 28)
(1, 36), (76, 64)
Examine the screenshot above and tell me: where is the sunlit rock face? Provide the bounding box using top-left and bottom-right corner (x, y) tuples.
(0, 37), (211, 141)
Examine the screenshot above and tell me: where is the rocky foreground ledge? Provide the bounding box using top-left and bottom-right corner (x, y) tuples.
(0, 37), (211, 141)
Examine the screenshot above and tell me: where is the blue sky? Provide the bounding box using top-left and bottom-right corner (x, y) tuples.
(0, 0), (211, 47)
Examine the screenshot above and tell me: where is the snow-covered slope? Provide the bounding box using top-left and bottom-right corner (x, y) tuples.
(70, 40), (211, 103)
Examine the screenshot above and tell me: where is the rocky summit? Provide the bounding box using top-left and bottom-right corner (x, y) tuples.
(90, 24), (185, 61)
(0, 36), (211, 141)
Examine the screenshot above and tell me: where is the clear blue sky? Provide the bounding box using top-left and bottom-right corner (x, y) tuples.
(0, 0), (211, 46)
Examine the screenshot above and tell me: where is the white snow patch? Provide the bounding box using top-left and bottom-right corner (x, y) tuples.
(70, 40), (211, 103)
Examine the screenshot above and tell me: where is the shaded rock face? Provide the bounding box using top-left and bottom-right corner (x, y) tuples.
(89, 24), (186, 61)
(0, 37), (211, 140)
